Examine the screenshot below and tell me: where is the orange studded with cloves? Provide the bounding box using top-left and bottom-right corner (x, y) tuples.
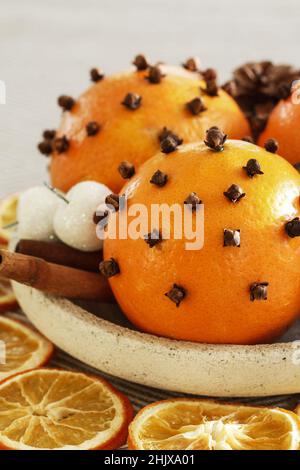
(103, 138), (300, 344)
(259, 94), (300, 167)
(48, 59), (249, 193)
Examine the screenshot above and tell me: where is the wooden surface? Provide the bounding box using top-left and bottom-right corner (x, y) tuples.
(1, 0), (300, 198)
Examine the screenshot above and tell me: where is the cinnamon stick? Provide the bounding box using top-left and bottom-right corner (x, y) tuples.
(16, 239), (102, 272)
(0, 249), (113, 302)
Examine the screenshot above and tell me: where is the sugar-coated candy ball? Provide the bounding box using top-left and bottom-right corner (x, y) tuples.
(17, 186), (65, 242)
(54, 181), (111, 251)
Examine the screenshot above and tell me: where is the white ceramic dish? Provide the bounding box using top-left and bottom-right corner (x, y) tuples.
(13, 282), (300, 397)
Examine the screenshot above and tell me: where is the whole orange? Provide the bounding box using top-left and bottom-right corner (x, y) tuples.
(50, 63), (249, 193)
(103, 138), (300, 344)
(259, 95), (300, 167)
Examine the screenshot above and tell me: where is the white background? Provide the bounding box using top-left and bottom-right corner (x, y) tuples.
(1, 0), (299, 197)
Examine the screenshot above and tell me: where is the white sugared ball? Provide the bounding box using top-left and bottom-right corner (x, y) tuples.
(17, 186), (65, 241)
(54, 181), (111, 252)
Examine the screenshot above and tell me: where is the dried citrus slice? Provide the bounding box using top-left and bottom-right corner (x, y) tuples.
(0, 368), (133, 450)
(0, 278), (18, 313)
(0, 194), (18, 245)
(296, 404), (300, 417)
(128, 399), (300, 450)
(0, 317), (53, 381)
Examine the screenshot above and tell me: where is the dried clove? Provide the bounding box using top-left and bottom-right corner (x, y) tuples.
(93, 209), (109, 226)
(250, 282), (269, 301)
(165, 284), (186, 307)
(243, 159), (264, 178)
(90, 68), (104, 82)
(145, 65), (165, 84)
(186, 97), (207, 115)
(144, 229), (162, 247)
(184, 192), (202, 211)
(223, 184), (246, 203)
(105, 194), (120, 211)
(37, 140), (52, 156)
(204, 127), (227, 151)
(242, 136), (254, 144)
(264, 138), (279, 153)
(160, 135), (180, 154)
(285, 217), (300, 238)
(86, 121), (100, 136)
(223, 229), (241, 247)
(57, 95), (75, 111)
(182, 57), (200, 72)
(158, 127), (183, 146)
(121, 93), (142, 110)
(150, 170), (168, 187)
(133, 54), (148, 71)
(118, 161), (135, 179)
(53, 136), (69, 153)
(99, 258), (120, 278)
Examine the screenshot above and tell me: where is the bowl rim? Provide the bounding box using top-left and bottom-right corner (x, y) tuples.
(12, 282), (300, 397)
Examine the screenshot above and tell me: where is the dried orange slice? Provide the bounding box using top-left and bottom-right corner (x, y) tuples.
(128, 399), (300, 450)
(0, 194), (18, 246)
(296, 404), (300, 417)
(0, 317), (53, 381)
(0, 368), (133, 450)
(0, 278), (18, 313)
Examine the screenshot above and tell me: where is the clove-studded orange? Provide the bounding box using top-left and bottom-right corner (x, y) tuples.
(49, 60), (249, 193)
(103, 138), (300, 344)
(258, 94), (300, 167)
